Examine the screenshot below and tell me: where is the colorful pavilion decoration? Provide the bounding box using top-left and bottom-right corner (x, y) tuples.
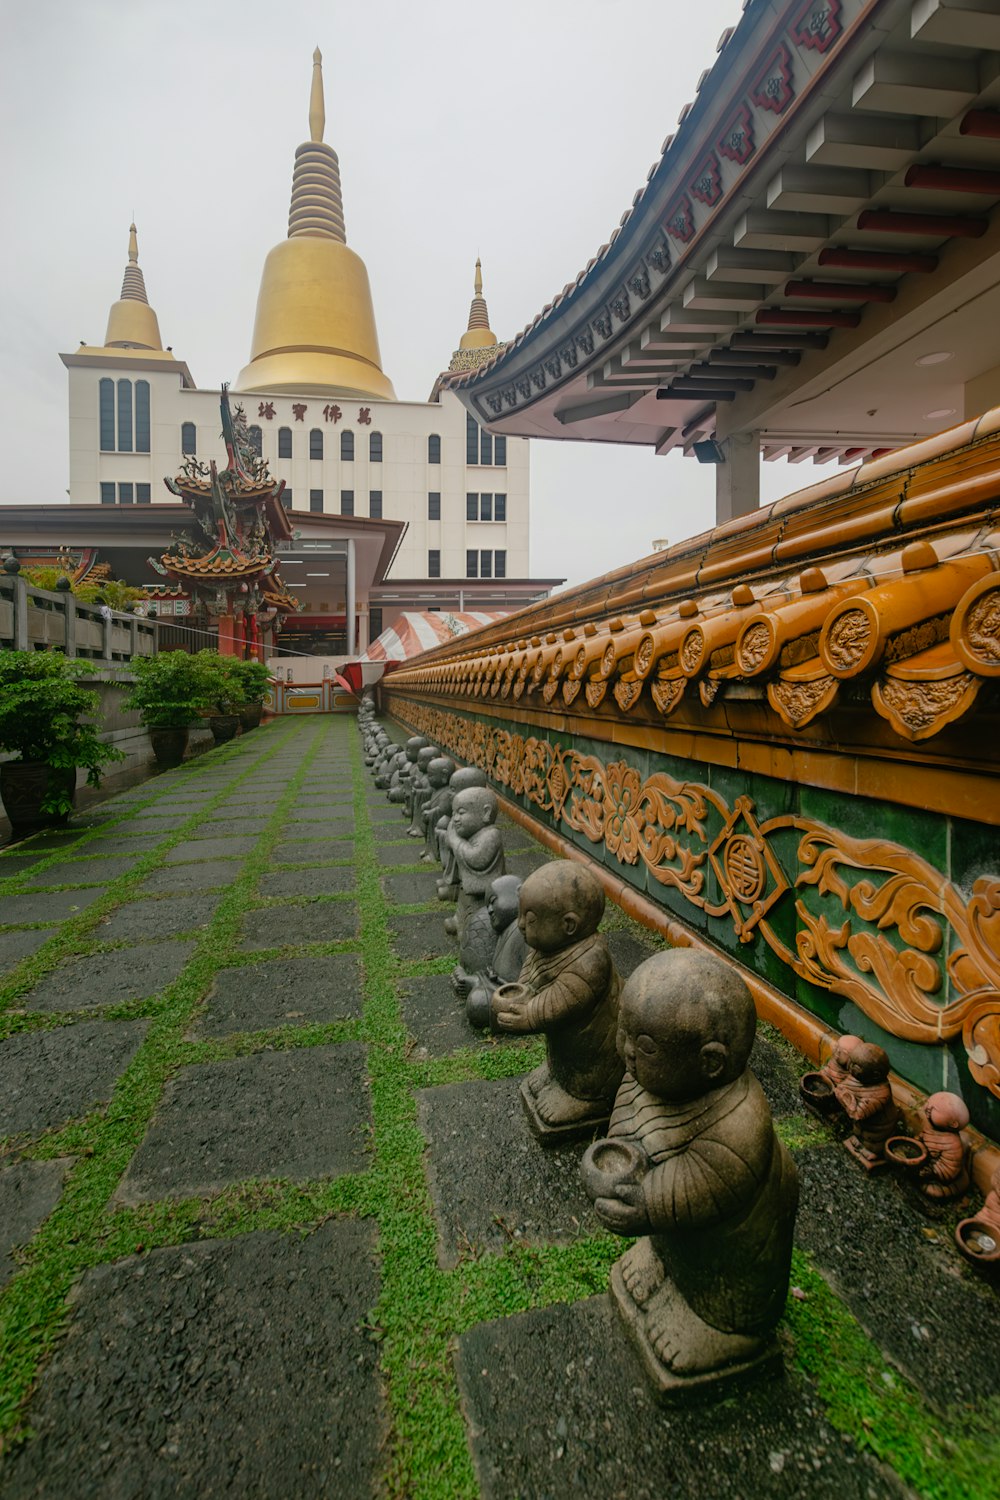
(151, 386), (297, 653)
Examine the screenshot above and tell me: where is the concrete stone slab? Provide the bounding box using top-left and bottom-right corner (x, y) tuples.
(138, 861), (240, 894)
(117, 1043), (370, 1202)
(795, 1142), (1000, 1412)
(24, 941), (196, 1014)
(284, 818), (355, 837)
(195, 954), (362, 1036)
(0, 1158), (73, 1288)
(0, 1222), (384, 1499)
(26, 856), (140, 887)
(238, 901), (359, 950)
(258, 867), (355, 900)
(376, 842), (424, 868)
(388, 912), (453, 962)
(455, 1295), (898, 1500)
(418, 1075), (598, 1267)
(0, 853), (49, 877)
(190, 817), (272, 840)
(165, 836), (258, 863)
(66, 833), (150, 858)
(96, 895), (222, 943)
(0, 1020), (149, 1137)
(14, 831), (84, 850)
(401, 976), (526, 1059)
(0, 927), (54, 974)
(0, 888), (106, 926)
(383, 871), (440, 905)
(273, 840), (354, 864)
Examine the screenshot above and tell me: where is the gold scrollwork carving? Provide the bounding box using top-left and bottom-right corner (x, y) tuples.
(872, 673), (980, 742)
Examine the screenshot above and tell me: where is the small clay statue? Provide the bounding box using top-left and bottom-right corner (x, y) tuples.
(799, 1033), (861, 1116)
(582, 949), (799, 1403)
(374, 743), (404, 788)
(453, 874), (528, 1029)
(388, 736), (429, 803)
(405, 745), (439, 832)
(415, 756), (457, 847)
(914, 1092), (971, 1203)
(435, 767), (488, 890)
(493, 862), (623, 1141)
(442, 786), (505, 940)
(834, 1041), (899, 1170)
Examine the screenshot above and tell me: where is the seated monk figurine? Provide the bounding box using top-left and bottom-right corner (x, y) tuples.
(493, 862), (622, 1142)
(435, 767), (488, 893)
(583, 949), (799, 1403)
(417, 757), (456, 850)
(405, 745), (440, 833)
(822, 1033), (862, 1089)
(388, 736), (429, 803)
(915, 1092), (971, 1203)
(834, 1041), (899, 1170)
(374, 743), (405, 789)
(799, 1032), (862, 1117)
(453, 874), (528, 1029)
(442, 787), (505, 940)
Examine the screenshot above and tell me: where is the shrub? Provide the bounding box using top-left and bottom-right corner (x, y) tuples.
(0, 650), (125, 814)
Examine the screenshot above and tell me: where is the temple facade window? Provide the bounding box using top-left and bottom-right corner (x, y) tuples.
(135, 380), (150, 452)
(341, 489), (354, 516)
(278, 426), (292, 458)
(370, 431), (383, 462)
(428, 549), (441, 578)
(341, 430), (354, 461)
(310, 489), (324, 513)
(369, 490), (382, 518)
(428, 491), (441, 520)
(181, 421), (196, 455)
(428, 434), (441, 464)
(99, 379), (115, 451)
(116, 379), (133, 452)
(310, 428), (323, 460)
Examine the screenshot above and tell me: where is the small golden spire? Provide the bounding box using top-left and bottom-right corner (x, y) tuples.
(309, 47), (325, 143)
(104, 222), (164, 349)
(474, 257), (483, 297)
(128, 223), (139, 264)
(120, 223), (149, 304)
(458, 258), (498, 354)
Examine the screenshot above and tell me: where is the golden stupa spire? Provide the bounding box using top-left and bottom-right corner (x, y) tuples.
(460, 259), (498, 350)
(235, 49), (394, 398)
(104, 222), (163, 349)
(288, 46), (346, 242)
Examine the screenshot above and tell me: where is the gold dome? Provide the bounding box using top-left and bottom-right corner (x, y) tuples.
(235, 49), (395, 400)
(103, 224), (164, 351)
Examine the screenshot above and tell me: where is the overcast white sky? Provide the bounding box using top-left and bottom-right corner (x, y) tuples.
(0, 0), (834, 591)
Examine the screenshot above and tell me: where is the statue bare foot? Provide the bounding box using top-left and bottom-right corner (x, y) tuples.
(645, 1288), (767, 1377)
(525, 1065), (602, 1126)
(618, 1239), (665, 1308)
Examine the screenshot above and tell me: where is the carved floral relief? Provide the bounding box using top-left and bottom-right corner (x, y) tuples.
(387, 697), (1000, 1101)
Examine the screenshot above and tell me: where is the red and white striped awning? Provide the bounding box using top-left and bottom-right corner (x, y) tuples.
(360, 610), (510, 662)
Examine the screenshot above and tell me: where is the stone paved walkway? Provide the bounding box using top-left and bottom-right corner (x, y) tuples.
(0, 715), (997, 1498)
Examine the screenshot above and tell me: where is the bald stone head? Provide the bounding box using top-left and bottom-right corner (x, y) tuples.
(518, 861), (604, 955)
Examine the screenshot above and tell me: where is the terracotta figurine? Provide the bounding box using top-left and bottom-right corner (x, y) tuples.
(834, 1041), (899, 1170)
(493, 861), (622, 1141)
(799, 1032), (861, 1116)
(442, 786), (505, 940)
(583, 949), (799, 1402)
(914, 1091), (971, 1203)
(453, 874), (528, 1029)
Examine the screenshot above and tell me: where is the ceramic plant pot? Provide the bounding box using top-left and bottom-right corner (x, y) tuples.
(149, 727), (189, 768)
(209, 714), (240, 744)
(0, 761), (76, 831)
(239, 703), (263, 731)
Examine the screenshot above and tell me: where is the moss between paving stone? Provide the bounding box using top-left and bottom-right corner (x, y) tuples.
(0, 716), (997, 1500)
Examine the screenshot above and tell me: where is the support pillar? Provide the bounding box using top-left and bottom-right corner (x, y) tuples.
(346, 539), (356, 657)
(715, 431), (760, 526)
(217, 614), (237, 656)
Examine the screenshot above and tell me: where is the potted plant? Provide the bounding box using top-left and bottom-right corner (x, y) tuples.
(233, 659), (272, 731)
(122, 650), (215, 767)
(0, 649), (125, 830)
(195, 651), (245, 743)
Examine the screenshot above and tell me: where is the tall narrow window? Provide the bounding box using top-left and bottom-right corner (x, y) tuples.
(466, 493), (477, 522)
(466, 549), (478, 578)
(100, 481), (115, 505)
(118, 482), (134, 505)
(310, 428), (323, 459)
(310, 489), (324, 513)
(369, 431), (383, 462)
(135, 380), (150, 452)
(283, 489), (293, 508)
(369, 607), (383, 638)
(481, 493), (493, 522)
(480, 428), (493, 466)
(341, 489), (355, 516)
(99, 379), (115, 451)
(428, 492), (441, 520)
(466, 412), (479, 465)
(495, 550), (507, 578)
(136, 483), (151, 504)
(495, 435), (507, 466)
(278, 427), (292, 458)
(428, 549), (441, 578)
(480, 550), (492, 579)
(369, 490), (383, 519)
(341, 430), (354, 461)
(181, 421), (196, 455)
(495, 493), (507, 522)
(428, 434), (441, 464)
(117, 379), (133, 452)
(249, 425), (263, 456)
